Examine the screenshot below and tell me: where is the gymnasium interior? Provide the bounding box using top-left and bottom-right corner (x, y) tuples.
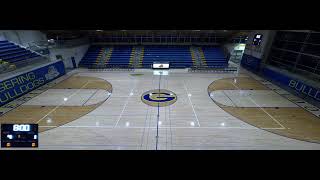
(1, 30), (320, 150)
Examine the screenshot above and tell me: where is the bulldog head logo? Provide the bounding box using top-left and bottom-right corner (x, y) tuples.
(45, 66), (60, 80)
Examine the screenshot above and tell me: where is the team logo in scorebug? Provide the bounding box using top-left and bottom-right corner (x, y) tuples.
(141, 89), (177, 107)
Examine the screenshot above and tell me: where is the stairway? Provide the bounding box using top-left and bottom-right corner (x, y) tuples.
(102, 47), (113, 65)
(190, 46), (200, 67)
(198, 47), (208, 67)
(95, 48), (105, 65)
(190, 46), (207, 67)
(129, 47), (136, 67)
(229, 49), (244, 64)
(132, 46), (144, 68)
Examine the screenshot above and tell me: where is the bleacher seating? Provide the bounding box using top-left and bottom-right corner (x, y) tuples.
(0, 40), (40, 64)
(107, 46), (132, 67)
(201, 46), (228, 68)
(79, 46), (103, 67)
(79, 45), (228, 69)
(142, 45), (193, 68)
(0, 59), (16, 73)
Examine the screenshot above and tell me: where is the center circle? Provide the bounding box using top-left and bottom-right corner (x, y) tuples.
(141, 89), (177, 107)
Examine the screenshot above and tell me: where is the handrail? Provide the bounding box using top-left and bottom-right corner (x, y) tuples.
(54, 37), (90, 48)
(26, 37), (90, 50)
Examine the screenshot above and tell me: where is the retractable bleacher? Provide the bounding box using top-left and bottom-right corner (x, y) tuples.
(202, 46), (228, 68)
(107, 46), (132, 68)
(79, 45), (229, 70)
(0, 40), (40, 65)
(142, 45), (193, 68)
(79, 46), (103, 67)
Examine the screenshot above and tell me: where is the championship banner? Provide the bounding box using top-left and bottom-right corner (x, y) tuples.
(0, 61), (66, 106)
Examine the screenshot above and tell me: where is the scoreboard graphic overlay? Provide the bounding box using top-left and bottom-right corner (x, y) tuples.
(1, 124), (38, 148)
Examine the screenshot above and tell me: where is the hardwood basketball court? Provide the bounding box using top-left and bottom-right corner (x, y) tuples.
(1, 67), (320, 149)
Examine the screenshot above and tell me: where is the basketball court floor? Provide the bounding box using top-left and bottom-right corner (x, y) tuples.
(1, 66), (320, 150)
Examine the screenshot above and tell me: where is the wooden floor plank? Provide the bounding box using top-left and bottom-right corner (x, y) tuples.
(0, 75), (112, 132)
(208, 77), (320, 143)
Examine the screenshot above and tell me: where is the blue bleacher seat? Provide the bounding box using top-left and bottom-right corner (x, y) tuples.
(142, 45), (193, 68)
(202, 46), (228, 68)
(0, 40), (41, 65)
(79, 45), (228, 69)
(79, 46), (103, 67)
(107, 46), (132, 67)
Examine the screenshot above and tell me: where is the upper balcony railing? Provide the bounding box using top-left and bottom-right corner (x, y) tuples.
(25, 37), (90, 52)
(90, 35), (226, 45)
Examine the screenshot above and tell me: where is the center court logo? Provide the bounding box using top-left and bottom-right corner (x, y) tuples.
(141, 89), (177, 107)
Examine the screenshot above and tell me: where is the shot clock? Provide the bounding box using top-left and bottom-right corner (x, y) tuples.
(1, 124), (38, 148)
